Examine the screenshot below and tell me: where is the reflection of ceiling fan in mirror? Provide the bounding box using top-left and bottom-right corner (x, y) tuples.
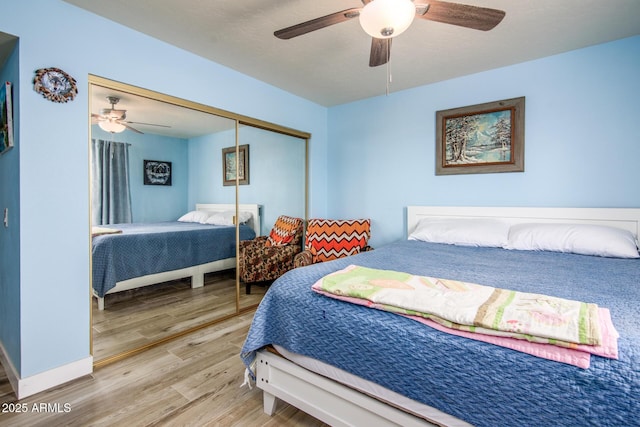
(275, 0), (505, 67)
(91, 96), (170, 134)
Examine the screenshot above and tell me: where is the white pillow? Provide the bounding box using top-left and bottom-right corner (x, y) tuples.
(408, 218), (509, 248)
(177, 210), (212, 223)
(204, 210), (253, 226)
(237, 211), (253, 224)
(506, 223), (639, 258)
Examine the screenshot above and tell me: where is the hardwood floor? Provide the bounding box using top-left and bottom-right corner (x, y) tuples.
(0, 312), (327, 427)
(93, 270), (267, 362)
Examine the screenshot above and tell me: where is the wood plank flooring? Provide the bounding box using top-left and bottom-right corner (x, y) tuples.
(93, 270), (267, 362)
(0, 312), (328, 427)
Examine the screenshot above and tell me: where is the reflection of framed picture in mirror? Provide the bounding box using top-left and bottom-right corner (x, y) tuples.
(1, 81), (14, 155)
(143, 159), (172, 186)
(222, 144), (250, 186)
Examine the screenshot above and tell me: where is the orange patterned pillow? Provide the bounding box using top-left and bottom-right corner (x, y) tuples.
(305, 219), (371, 263)
(266, 216), (303, 247)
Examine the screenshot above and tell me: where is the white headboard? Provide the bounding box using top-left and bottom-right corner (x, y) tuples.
(407, 206), (640, 239)
(195, 203), (262, 236)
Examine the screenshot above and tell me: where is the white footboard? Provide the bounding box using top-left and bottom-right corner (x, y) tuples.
(255, 350), (436, 427)
(94, 257), (235, 310)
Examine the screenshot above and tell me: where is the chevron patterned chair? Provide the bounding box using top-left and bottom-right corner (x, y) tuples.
(293, 218), (372, 268)
(239, 215), (304, 294)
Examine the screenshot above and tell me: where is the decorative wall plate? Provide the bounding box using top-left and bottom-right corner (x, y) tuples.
(33, 67), (78, 103)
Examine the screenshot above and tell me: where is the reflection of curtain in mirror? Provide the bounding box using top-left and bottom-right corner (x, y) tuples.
(91, 139), (132, 225)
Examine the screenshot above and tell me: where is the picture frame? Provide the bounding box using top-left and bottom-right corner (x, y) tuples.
(143, 160), (172, 186)
(222, 144), (250, 186)
(436, 97), (525, 175)
(1, 81), (14, 155)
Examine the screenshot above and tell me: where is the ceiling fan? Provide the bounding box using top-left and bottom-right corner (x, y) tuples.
(91, 96), (170, 134)
(274, 0), (505, 67)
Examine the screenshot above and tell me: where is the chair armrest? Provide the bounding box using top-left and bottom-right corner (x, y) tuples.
(260, 243), (301, 258)
(293, 250), (314, 268)
(239, 235), (269, 250)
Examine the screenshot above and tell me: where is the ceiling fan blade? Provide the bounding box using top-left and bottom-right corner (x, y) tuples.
(369, 38), (391, 67)
(274, 8), (362, 39)
(122, 123), (143, 134)
(124, 120), (171, 128)
(91, 113), (101, 124)
(416, 0), (505, 31)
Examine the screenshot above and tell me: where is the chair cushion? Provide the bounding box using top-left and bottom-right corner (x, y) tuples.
(305, 219), (371, 263)
(266, 215), (304, 247)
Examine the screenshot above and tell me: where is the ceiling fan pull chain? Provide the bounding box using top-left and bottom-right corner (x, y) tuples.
(386, 64), (389, 96)
(385, 44), (389, 96)
(386, 49), (391, 96)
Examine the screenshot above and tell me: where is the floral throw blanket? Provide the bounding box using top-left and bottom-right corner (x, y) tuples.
(313, 265), (618, 366)
(91, 226), (122, 238)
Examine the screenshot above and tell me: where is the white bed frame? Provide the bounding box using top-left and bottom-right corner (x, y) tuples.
(94, 203), (261, 310)
(407, 206), (640, 239)
(255, 206), (640, 426)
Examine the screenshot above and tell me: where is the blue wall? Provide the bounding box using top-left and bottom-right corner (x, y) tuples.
(94, 123), (307, 233)
(328, 36), (640, 247)
(0, 37), (20, 373)
(0, 0), (327, 380)
(92, 125), (189, 223)
(237, 126), (306, 235)
(187, 127), (306, 235)
(187, 129), (236, 208)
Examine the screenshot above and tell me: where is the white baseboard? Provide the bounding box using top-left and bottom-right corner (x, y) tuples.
(0, 342), (93, 399)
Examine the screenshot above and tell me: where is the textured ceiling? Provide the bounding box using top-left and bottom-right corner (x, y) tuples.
(90, 85), (235, 138)
(63, 0), (640, 107)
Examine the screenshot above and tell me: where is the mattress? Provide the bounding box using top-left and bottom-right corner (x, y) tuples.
(92, 221), (255, 297)
(241, 240), (640, 427)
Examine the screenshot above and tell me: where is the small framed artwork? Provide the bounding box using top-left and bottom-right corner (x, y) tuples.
(144, 160), (172, 186)
(222, 144), (250, 186)
(1, 81), (14, 155)
(436, 97), (525, 175)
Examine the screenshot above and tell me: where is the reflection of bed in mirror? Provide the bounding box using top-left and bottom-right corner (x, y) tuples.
(91, 203), (261, 310)
(242, 206), (640, 427)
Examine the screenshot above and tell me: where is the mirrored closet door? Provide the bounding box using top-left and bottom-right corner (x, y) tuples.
(88, 76), (310, 367)
(89, 77), (240, 364)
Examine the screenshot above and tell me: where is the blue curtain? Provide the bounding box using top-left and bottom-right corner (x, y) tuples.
(91, 139), (133, 225)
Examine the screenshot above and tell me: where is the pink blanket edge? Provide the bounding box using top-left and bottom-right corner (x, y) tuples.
(312, 280), (619, 369)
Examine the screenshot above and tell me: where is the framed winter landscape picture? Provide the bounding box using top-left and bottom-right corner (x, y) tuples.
(222, 144), (249, 186)
(435, 97), (524, 175)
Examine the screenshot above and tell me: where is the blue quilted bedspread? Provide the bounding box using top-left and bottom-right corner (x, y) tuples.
(92, 221), (255, 297)
(241, 240), (640, 427)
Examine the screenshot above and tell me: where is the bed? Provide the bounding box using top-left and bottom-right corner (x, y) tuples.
(241, 206), (640, 427)
(92, 203), (261, 310)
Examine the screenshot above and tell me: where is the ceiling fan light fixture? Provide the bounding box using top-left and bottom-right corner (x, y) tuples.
(98, 120), (126, 133)
(359, 0), (415, 39)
